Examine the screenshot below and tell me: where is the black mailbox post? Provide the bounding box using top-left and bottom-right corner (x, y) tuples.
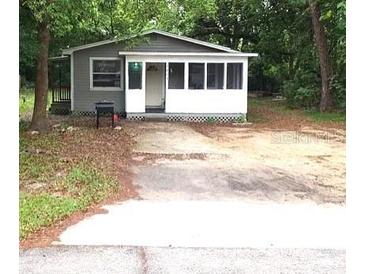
(95, 101), (115, 128)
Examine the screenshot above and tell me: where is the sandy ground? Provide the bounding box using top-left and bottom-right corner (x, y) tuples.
(125, 121), (345, 204)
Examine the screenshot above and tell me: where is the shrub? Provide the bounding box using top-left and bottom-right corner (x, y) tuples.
(282, 70), (320, 109)
(331, 74), (346, 111)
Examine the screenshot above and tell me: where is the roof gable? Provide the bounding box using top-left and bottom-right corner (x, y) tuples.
(62, 30), (239, 55)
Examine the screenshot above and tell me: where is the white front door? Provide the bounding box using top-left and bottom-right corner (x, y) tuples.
(146, 63), (165, 109)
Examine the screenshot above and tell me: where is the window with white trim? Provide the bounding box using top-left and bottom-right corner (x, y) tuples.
(168, 63), (184, 89)
(189, 63), (205, 89)
(91, 59), (121, 89)
(128, 62), (142, 89)
(207, 63), (224, 89)
(226, 63), (243, 89)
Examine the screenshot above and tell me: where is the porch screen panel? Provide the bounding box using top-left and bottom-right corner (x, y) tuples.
(168, 63), (184, 89)
(226, 63), (243, 89)
(207, 63), (224, 89)
(92, 60), (121, 87)
(189, 63), (205, 89)
(128, 62), (142, 89)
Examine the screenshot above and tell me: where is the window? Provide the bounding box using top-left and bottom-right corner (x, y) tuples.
(227, 63), (243, 89)
(168, 63), (184, 89)
(128, 62), (142, 89)
(189, 63), (205, 89)
(91, 59), (121, 89)
(207, 63), (224, 89)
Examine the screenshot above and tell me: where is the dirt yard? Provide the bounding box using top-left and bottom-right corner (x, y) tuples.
(125, 120), (345, 204)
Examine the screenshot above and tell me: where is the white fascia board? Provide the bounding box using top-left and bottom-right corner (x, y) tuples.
(62, 39), (117, 55)
(119, 51), (258, 57)
(48, 55), (69, 60)
(61, 30), (241, 55)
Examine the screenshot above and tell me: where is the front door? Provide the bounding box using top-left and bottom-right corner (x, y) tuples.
(146, 63), (165, 110)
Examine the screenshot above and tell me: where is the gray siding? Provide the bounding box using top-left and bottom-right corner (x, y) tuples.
(126, 33), (222, 52)
(73, 33), (222, 112)
(73, 43), (125, 112)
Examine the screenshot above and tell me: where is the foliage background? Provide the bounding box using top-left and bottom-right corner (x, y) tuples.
(19, 0), (345, 110)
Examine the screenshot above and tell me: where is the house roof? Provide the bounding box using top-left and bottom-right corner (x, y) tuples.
(61, 29), (258, 56)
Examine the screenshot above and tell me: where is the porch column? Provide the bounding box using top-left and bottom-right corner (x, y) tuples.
(125, 57), (145, 113)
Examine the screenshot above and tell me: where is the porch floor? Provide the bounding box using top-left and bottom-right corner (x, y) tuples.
(143, 112), (168, 120)
(146, 108), (165, 113)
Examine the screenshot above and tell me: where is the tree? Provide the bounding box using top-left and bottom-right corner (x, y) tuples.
(309, 0), (333, 112)
(23, 0), (77, 132)
(19, 5), (38, 84)
(22, 0), (163, 132)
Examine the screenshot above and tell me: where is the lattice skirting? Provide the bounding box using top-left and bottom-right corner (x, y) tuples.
(126, 113), (247, 123)
(126, 114), (146, 121)
(70, 111), (125, 117)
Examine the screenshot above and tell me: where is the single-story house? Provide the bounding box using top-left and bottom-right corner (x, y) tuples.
(55, 29), (258, 122)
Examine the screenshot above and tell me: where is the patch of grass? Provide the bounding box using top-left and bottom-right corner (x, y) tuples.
(19, 132), (118, 239)
(19, 122), (131, 241)
(60, 163), (119, 207)
(19, 89), (35, 115)
(20, 153), (58, 182)
(206, 117), (217, 123)
(247, 98), (280, 123)
(304, 111), (346, 123)
(247, 97), (345, 127)
(19, 120), (31, 133)
(19, 164), (119, 239)
(19, 192), (80, 239)
(248, 98), (265, 106)
(19, 89), (52, 115)
(249, 98), (289, 112)
(234, 114), (247, 123)
(19, 133), (61, 182)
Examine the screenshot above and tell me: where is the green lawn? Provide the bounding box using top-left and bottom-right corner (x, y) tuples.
(248, 97), (345, 126)
(19, 89), (52, 116)
(19, 130), (120, 240)
(19, 156), (119, 239)
(303, 110), (346, 123)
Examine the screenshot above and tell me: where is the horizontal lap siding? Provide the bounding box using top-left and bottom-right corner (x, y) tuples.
(126, 33), (222, 52)
(73, 33), (223, 112)
(74, 43), (125, 112)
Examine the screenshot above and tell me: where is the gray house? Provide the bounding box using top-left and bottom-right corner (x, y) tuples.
(54, 30), (257, 122)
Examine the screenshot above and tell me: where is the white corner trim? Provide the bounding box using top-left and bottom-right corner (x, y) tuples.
(89, 57), (123, 91)
(70, 53), (74, 111)
(118, 51), (258, 57)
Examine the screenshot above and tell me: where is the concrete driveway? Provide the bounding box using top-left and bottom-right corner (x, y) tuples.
(128, 122), (345, 203)
(21, 122), (346, 273)
(56, 122), (344, 244)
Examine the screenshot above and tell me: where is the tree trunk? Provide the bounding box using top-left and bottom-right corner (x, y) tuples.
(31, 22), (50, 132)
(309, 0), (333, 112)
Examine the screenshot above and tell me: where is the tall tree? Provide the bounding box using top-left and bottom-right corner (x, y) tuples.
(309, 0), (333, 112)
(22, 0), (162, 132)
(23, 0), (77, 132)
(32, 20), (50, 131)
